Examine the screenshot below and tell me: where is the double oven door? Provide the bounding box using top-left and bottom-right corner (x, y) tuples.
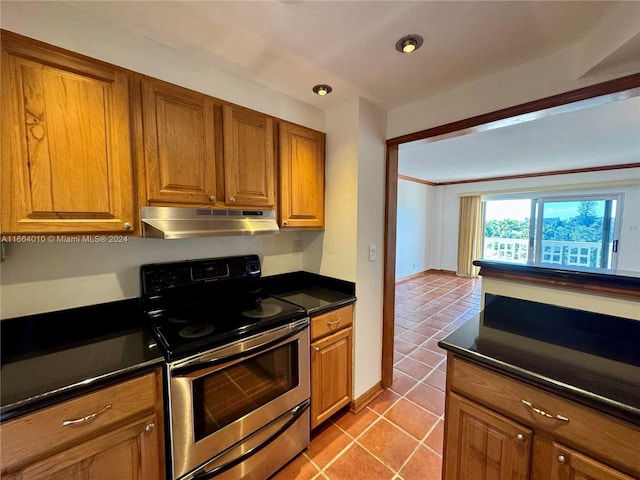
(167, 318), (310, 480)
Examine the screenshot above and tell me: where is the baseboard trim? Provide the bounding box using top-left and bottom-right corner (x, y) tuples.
(350, 382), (384, 413)
(396, 268), (457, 284)
(396, 270), (428, 284)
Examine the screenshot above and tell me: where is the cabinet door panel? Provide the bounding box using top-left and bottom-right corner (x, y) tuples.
(279, 121), (324, 228)
(19, 414), (160, 480)
(311, 327), (352, 428)
(444, 392), (532, 480)
(223, 105), (274, 207)
(551, 444), (635, 480)
(142, 77), (217, 205)
(1, 32), (134, 234)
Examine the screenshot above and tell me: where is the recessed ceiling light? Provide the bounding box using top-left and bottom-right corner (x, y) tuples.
(312, 84), (332, 96)
(395, 34), (423, 54)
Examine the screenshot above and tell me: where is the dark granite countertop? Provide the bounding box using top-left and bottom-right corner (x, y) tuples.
(1, 299), (163, 422)
(264, 271), (356, 316)
(0, 271), (355, 422)
(438, 294), (640, 426)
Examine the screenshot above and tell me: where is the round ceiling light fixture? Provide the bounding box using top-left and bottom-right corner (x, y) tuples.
(312, 84), (333, 96)
(395, 34), (424, 54)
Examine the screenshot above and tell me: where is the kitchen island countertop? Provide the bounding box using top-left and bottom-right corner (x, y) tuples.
(439, 295), (640, 426)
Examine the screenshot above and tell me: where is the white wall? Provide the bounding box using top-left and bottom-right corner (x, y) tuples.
(428, 170), (640, 272)
(396, 180), (432, 279)
(312, 99), (360, 281)
(309, 97), (387, 398)
(354, 98), (386, 398)
(0, 233), (308, 319)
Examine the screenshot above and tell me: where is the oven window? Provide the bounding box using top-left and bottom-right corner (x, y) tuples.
(192, 342), (299, 441)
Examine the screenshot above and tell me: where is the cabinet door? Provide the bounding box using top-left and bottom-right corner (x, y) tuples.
(278, 121), (325, 228)
(311, 326), (352, 429)
(444, 392), (532, 480)
(550, 444), (636, 480)
(222, 105), (275, 207)
(1, 32), (134, 234)
(141, 77), (218, 206)
(16, 414), (161, 480)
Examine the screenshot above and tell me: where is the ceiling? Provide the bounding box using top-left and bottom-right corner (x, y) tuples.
(399, 94), (640, 183)
(3, 1), (639, 182)
(51, 0), (638, 111)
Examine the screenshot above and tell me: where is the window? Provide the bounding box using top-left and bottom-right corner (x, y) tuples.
(482, 194), (622, 270)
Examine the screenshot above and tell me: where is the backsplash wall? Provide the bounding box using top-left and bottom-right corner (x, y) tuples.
(0, 232), (309, 319)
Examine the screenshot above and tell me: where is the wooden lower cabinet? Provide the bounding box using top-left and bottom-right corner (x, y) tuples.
(8, 413), (160, 480)
(310, 304), (354, 429)
(443, 356), (639, 480)
(550, 444), (636, 480)
(445, 392), (532, 480)
(0, 369), (165, 480)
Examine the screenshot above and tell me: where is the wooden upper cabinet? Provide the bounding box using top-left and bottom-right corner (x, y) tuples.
(222, 105), (275, 207)
(278, 121), (325, 229)
(0, 31), (135, 234)
(139, 76), (219, 206)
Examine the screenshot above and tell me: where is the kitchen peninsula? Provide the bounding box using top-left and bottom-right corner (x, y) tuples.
(439, 260), (640, 480)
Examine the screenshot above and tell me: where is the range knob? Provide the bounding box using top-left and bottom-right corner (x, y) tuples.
(147, 271), (176, 291)
(245, 262), (260, 275)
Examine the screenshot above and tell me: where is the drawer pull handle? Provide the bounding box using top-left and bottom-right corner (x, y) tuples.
(62, 404), (112, 426)
(327, 319), (341, 327)
(521, 400), (569, 423)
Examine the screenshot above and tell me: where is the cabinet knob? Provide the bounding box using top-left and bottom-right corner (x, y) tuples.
(145, 422), (155, 432)
(124, 222), (132, 230)
(516, 433), (525, 442)
(557, 455), (566, 464)
(229, 197), (236, 204)
(314, 347), (320, 352)
(209, 195), (217, 203)
(283, 221), (288, 226)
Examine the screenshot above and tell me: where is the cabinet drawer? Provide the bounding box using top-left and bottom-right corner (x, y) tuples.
(449, 356), (640, 477)
(1, 371), (159, 473)
(310, 304), (353, 341)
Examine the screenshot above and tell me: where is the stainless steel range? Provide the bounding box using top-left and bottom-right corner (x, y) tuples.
(140, 255), (310, 480)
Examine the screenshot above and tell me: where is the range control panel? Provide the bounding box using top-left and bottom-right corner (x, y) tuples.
(141, 255), (261, 294)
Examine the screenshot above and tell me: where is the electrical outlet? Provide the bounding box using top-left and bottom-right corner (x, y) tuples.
(369, 244), (376, 261)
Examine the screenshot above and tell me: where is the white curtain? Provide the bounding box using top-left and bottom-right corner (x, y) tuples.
(457, 196), (483, 277)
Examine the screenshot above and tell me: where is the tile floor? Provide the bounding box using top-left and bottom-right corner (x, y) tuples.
(272, 271), (482, 480)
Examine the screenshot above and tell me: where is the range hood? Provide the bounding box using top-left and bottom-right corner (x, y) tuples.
(141, 206), (280, 239)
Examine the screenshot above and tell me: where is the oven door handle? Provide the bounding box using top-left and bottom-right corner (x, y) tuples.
(170, 318), (309, 376)
(186, 399), (310, 480)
